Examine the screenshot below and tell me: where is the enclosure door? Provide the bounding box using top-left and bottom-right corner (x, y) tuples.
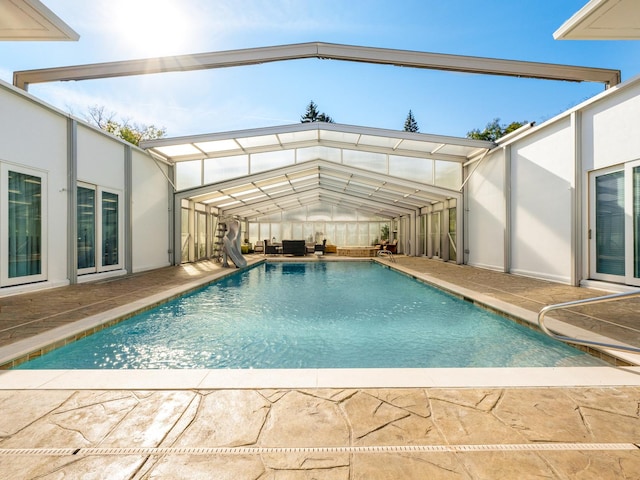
(430, 212), (442, 258)
(589, 162), (640, 286)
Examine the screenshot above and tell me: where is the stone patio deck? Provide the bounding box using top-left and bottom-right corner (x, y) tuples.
(1, 256), (639, 478)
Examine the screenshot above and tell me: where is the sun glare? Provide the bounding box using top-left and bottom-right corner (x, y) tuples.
(111, 0), (194, 57)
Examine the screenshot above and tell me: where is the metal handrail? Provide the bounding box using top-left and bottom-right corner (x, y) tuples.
(537, 290), (640, 353)
(377, 250), (396, 262)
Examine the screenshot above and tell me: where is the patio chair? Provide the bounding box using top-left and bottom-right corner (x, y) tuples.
(380, 239), (398, 254)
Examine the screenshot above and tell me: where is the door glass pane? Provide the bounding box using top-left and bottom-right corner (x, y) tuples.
(77, 186), (96, 269)
(102, 191), (119, 266)
(419, 215), (427, 256)
(431, 212), (441, 257)
(595, 171), (625, 276)
(196, 212), (207, 259)
(634, 166), (640, 278)
(8, 171), (41, 277)
(448, 208), (457, 262)
(181, 208), (190, 263)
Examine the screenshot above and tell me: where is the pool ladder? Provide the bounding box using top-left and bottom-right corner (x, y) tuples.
(537, 290), (640, 354)
(377, 250), (396, 262)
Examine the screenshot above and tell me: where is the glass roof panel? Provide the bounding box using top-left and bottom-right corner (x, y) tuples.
(395, 139), (440, 153)
(236, 134), (280, 149)
(319, 130), (360, 145)
(254, 176), (288, 188)
(437, 144), (484, 158)
(222, 183), (255, 195)
(251, 150), (295, 173)
(286, 168), (319, 181)
(296, 146), (342, 163)
(390, 155), (434, 184)
(156, 144), (203, 158)
(277, 130), (318, 145)
(194, 139), (240, 153)
(358, 134), (399, 149)
(343, 150), (386, 173)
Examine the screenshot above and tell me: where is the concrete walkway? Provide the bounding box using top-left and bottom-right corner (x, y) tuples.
(1, 257), (639, 478)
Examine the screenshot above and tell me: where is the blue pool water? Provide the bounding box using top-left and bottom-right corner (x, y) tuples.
(18, 262), (605, 369)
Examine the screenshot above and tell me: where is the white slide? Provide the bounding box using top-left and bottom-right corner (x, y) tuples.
(222, 220), (247, 268)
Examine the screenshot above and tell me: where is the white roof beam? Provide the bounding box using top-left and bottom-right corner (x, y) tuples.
(14, 41), (620, 90)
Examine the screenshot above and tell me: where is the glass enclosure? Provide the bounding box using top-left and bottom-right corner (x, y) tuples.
(247, 204), (390, 246)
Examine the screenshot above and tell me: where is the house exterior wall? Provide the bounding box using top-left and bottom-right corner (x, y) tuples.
(131, 149), (170, 272)
(582, 81), (640, 172)
(466, 74), (640, 287)
(0, 80), (170, 295)
(466, 149), (506, 271)
(509, 117), (575, 284)
(77, 124), (125, 189)
(0, 83), (69, 291)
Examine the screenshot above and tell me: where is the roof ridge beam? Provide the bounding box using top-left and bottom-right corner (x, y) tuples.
(14, 41), (620, 90)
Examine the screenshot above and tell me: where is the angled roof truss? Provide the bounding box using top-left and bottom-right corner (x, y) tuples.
(144, 122), (492, 164)
(13, 41), (621, 90)
(175, 158), (462, 220)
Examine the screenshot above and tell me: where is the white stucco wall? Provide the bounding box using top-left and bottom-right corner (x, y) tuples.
(131, 150), (171, 272)
(1, 81), (171, 293)
(466, 149), (506, 271)
(0, 83), (69, 289)
(509, 117), (574, 284)
(581, 78), (640, 172)
(77, 124), (125, 190)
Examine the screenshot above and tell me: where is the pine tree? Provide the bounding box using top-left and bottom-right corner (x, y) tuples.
(403, 110), (419, 132)
(301, 100), (334, 123)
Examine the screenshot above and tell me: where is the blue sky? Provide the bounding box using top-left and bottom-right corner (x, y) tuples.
(1, 0), (639, 138)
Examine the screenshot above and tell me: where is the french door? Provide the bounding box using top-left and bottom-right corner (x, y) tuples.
(590, 161), (640, 286)
(77, 183), (122, 275)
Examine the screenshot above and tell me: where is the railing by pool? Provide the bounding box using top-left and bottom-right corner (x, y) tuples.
(537, 290), (640, 354)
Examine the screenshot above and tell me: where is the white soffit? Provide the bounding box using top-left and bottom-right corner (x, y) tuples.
(0, 0), (79, 41)
(555, 0), (640, 40)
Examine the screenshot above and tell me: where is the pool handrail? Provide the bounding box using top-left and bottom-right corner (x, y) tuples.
(537, 289), (640, 353)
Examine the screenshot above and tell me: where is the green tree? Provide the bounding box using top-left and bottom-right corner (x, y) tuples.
(84, 105), (166, 146)
(403, 109), (419, 132)
(466, 118), (527, 142)
(300, 100), (334, 123)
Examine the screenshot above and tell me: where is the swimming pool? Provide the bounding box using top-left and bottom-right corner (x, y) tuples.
(16, 261), (605, 369)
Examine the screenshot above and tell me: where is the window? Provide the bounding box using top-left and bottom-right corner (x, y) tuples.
(1, 164), (47, 286)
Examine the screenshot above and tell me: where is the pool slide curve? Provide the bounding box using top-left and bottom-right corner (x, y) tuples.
(222, 219), (247, 268)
